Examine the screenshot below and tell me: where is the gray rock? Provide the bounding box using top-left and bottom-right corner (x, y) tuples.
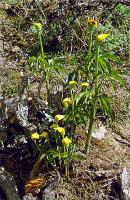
(42, 189), (56, 200)
(121, 167), (130, 200)
(0, 167), (21, 200)
(23, 193), (37, 200)
(42, 170), (61, 200)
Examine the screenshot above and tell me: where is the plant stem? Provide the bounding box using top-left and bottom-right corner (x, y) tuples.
(39, 31), (50, 105)
(45, 73), (50, 106)
(84, 102), (95, 154)
(88, 27), (93, 57)
(84, 44), (100, 154)
(86, 27), (93, 81)
(39, 32), (44, 59)
(64, 147), (69, 181)
(70, 89), (75, 135)
(70, 89), (74, 118)
(95, 45), (100, 91)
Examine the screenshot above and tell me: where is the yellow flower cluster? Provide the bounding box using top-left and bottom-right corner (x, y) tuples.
(31, 131), (48, 140)
(51, 115), (66, 136)
(87, 19), (98, 27)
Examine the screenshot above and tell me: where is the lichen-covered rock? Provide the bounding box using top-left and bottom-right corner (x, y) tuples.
(0, 167), (21, 200)
(42, 189), (56, 200)
(42, 170), (61, 200)
(23, 193), (37, 200)
(121, 167), (130, 200)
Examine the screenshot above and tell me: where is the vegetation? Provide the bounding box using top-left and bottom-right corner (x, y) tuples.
(0, 0), (129, 199)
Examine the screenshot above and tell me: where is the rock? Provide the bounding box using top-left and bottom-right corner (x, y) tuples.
(92, 126), (106, 140)
(16, 101), (28, 127)
(42, 189), (56, 200)
(120, 167), (130, 200)
(42, 170), (61, 200)
(128, 103), (130, 116)
(23, 193), (37, 200)
(5, 96), (29, 127)
(0, 167), (21, 200)
(0, 127), (7, 142)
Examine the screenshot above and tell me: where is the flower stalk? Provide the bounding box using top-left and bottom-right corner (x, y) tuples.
(84, 43), (100, 154)
(32, 23), (50, 105)
(88, 27), (93, 56)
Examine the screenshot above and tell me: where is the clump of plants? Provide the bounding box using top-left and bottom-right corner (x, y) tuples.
(29, 19), (126, 179)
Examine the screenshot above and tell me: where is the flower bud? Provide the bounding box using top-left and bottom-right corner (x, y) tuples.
(54, 127), (65, 136)
(96, 33), (110, 42)
(81, 82), (89, 87)
(62, 137), (72, 147)
(40, 132), (48, 138)
(63, 97), (71, 108)
(69, 80), (77, 89)
(32, 23), (42, 32)
(54, 115), (65, 124)
(31, 132), (40, 140)
(87, 19), (98, 28)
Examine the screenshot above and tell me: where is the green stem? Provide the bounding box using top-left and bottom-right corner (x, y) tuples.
(88, 28), (93, 57)
(39, 32), (44, 59)
(39, 31), (50, 105)
(70, 89), (75, 135)
(64, 147), (69, 181)
(95, 45), (100, 91)
(45, 72), (50, 106)
(84, 102), (96, 154)
(86, 27), (93, 81)
(84, 44), (100, 154)
(70, 89), (74, 118)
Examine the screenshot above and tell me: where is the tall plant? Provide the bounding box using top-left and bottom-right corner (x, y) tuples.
(83, 20), (125, 153)
(65, 19), (126, 154)
(29, 23), (64, 106)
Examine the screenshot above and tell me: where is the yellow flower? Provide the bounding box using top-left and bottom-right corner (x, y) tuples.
(96, 33), (110, 42)
(54, 115), (65, 124)
(32, 23), (42, 31)
(69, 80), (77, 88)
(31, 132), (40, 140)
(54, 127), (65, 136)
(63, 97), (71, 108)
(62, 137), (72, 147)
(50, 123), (58, 129)
(87, 19), (98, 27)
(40, 132), (48, 138)
(81, 82), (89, 87)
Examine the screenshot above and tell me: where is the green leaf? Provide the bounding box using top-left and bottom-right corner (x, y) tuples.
(109, 70), (126, 86)
(52, 65), (64, 73)
(75, 91), (91, 104)
(98, 57), (110, 74)
(99, 95), (114, 121)
(39, 153), (46, 160)
(100, 53), (120, 62)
